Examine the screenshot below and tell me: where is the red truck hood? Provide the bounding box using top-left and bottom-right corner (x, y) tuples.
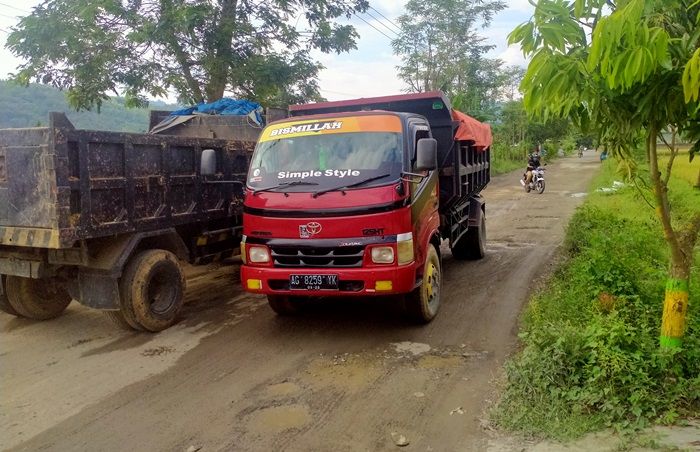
(243, 183), (411, 240)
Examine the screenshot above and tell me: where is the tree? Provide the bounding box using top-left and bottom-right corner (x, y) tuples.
(391, 0), (506, 109)
(526, 116), (570, 147)
(501, 65), (526, 101)
(5, 0), (369, 110)
(509, 0), (700, 347)
(495, 99), (572, 151)
(498, 100), (528, 145)
(450, 58), (513, 121)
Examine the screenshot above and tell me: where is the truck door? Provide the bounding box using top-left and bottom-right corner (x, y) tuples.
(407, 119), (439, 265)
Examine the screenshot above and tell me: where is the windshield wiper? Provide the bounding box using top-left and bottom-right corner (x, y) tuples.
(312, 173), (392, 198)
(252, 180), (319, 195)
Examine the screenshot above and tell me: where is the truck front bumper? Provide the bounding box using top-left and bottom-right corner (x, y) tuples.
(241, 263), (417, 296)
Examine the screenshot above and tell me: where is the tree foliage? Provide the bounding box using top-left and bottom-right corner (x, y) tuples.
(494, 99), (575, 151)
(391, 0), (509, 119)
(509, 0), (700, 346)
(5, 0), (368, 110)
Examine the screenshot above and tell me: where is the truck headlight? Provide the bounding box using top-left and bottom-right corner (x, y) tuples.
(248, 245), (271, 263)
(397, 232), (414, 265)
(371, 246), (395, 264)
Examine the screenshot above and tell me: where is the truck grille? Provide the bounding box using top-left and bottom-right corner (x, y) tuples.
(270, 245), (364, 268)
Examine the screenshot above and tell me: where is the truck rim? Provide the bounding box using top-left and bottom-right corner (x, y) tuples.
(425, 261), (440, 311)
(147, 266), (178, 316)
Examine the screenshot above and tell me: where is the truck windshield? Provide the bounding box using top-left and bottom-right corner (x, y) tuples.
(248, 132), (403, 191)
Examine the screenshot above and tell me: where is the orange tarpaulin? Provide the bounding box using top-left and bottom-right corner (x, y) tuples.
(452, 109), (492, 150)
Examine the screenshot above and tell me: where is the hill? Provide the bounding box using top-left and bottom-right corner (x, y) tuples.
(0, 81), (179, 132)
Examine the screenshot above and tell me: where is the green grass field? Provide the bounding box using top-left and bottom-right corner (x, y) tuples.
(658, 155), (699, 187)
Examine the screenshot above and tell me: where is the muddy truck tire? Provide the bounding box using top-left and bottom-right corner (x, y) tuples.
(405, 244), (441, 323)
(450, 214), (486, 260)
(4, 276), (72, 320)
(103, 310), (144, 331)
(119, 249), (185, 332)
(0, 292), (20, 316)
(0, 276), (21, 316)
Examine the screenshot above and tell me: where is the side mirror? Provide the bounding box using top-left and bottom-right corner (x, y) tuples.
(415, 138), (437, 171)
(201, 149), (216, 176)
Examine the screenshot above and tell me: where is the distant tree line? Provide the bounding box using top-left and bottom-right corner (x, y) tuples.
(0, 80), (177, 132)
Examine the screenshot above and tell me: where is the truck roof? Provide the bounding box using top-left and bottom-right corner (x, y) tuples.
(266, 109), (404, 127)
(289, 91), (452, 115)
(289, 91), (491, 149)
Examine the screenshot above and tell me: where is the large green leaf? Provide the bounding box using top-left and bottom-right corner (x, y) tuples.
(682, 48), (700, 102)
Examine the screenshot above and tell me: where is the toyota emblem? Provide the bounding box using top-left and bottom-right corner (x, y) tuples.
(307, 222), (322, 234)
(299, 221), (322, 238)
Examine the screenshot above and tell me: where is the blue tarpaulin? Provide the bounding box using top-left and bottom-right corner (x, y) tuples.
(170, 98), (263, 125)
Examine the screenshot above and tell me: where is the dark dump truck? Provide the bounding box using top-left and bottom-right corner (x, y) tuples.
(0, 112), (262, 331)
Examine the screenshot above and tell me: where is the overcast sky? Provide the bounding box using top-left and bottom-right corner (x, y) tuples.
(0, 0), (534, 102)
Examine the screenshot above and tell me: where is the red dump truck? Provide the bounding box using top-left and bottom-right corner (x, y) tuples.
(230, 92), (492, 322)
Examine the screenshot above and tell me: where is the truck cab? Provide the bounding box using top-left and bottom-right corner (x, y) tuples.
(241, 92), (491, 322)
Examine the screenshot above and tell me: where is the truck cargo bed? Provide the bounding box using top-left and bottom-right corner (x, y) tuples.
(0, 113), (253, 249)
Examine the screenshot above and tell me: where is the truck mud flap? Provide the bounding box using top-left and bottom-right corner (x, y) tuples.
(77, 271), (120, 310)
(468, 196), (485, 227)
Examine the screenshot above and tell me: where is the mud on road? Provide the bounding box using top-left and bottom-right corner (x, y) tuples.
(1, 154), (601, 451)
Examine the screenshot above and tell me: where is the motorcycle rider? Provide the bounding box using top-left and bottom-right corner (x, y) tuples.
(523, 147), (542, 186)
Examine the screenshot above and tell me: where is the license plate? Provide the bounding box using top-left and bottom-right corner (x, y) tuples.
(289, 274), (339, 291)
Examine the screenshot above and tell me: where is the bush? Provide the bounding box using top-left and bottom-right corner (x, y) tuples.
(493, 160), (700, 440)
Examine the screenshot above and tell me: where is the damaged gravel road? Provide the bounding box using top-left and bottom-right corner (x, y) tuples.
(1, 154), (600, 451)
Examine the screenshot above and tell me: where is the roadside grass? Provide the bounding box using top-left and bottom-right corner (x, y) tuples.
(490, 141), (569, 175)
(491, 142), (526, 175)
(491, 158), (523, 175)
(492, 157), (700, 440)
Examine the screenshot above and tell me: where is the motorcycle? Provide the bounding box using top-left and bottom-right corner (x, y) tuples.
(520, 166), (546, 194)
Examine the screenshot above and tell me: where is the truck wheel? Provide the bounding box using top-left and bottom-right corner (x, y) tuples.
(4, 275), (72, 320)
(267, 295), (306, 316)
(119, 250), (185, 332)
(405, 245), (441, 323)
(0, 275), (21, 316)
(450, 214), (486, 260)
(103, 311), (144, 331)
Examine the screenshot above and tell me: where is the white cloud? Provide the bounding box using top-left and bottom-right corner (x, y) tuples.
(314, 51), (407, 100)
(505, 0), (537, 14)
(314, 1), (536, 100)
(497, 45), (529, 67)
(369, 0), (405, 18)
(311, 6), (406, 101)
(0, 0), (39, 79)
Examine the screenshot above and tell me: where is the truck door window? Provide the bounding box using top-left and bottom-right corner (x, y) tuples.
(412, 127), (431, 173)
